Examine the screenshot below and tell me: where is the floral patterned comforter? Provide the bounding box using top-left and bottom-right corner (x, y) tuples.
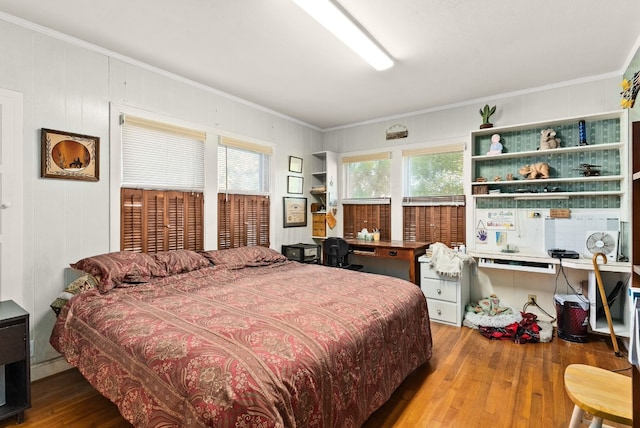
(51, 261), (432, 427)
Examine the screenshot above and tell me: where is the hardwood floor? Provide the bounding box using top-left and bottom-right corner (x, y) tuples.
(0, 323), (630, 428)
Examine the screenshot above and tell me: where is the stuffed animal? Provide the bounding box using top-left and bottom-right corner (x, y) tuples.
(519, 162), (550, 179)
(539, 128), (561, 150)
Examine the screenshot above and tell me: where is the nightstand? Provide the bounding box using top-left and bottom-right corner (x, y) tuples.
(281, 243), (321, 264)
(419, 256), (470, 327)
(0, 300), (30, 424)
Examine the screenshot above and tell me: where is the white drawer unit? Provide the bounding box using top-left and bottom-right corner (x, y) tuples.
(419, 256), (470, 327)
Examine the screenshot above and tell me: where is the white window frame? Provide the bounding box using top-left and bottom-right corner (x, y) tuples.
(341, 151), (392, 204)
(402, 144), (465, 206)
(109, 104), (218, 250)
(218, 136), (272, 195)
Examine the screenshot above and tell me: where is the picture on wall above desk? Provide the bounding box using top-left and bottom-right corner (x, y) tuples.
(283, 197), (307, 228)
(288, 156), (303, 173)
(287, 176), (303, 194)
(486, 209), (516, 230)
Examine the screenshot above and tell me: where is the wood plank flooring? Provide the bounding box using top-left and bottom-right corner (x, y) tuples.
(0, 322), (631, 428)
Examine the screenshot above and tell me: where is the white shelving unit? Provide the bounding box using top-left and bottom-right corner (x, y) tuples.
(468, 111), (628, 203)
(465, 110), (633, 338)
(310, 151), (337, 239)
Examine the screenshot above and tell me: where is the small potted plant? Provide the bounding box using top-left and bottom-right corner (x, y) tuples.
(479, 104), (496, 129)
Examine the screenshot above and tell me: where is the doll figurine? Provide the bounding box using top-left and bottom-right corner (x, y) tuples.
(487, 134), (503, 155)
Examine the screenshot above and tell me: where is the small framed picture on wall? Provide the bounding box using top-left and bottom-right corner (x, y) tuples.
(288, 156), (303, 173)
(287, 176), (304, 194)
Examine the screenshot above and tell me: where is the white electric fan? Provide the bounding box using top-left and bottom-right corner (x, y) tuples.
(584, 230), (618, 259)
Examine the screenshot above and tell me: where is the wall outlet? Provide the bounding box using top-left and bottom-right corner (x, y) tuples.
(30, 340), (34, 357)
(528, 294), (537, 303)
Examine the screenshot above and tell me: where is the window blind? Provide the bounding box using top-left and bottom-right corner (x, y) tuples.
(342, 151), (390, 164)
(401, 144), (464, 157)
(218, 137), (271, 193)
(122, 116), (205, 191)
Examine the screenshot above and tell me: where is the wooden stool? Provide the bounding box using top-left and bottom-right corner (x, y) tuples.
(564, 364), (632, 427)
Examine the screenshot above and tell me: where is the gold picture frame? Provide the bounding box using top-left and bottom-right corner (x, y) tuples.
(41, 128), (99, 181)
(283, 197), (307, 228)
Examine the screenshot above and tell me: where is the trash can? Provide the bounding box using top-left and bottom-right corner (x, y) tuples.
(555, 294), (589, 343)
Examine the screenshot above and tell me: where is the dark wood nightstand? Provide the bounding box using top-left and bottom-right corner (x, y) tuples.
(0, 300), (30, 424)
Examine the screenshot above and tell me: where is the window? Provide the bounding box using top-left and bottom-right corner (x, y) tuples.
(403, 205), (465, 247)
(121, 188), (204, 253)
(218, 193), (270, 249)
(122, 116), (205, 191)
(343, 203), (391, 241)
(120, 115), (206, 253)
(402, 145), (465, 245)
(403, 146), (463, 197)
(342, 152), (391, 200)
(218, 137), (272, 249)
(218, 137), (271, 194)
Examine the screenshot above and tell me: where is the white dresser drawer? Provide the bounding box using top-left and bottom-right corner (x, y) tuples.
(421, 277), (458, 303)
(426, 299), (458, 325)
(421, 267), (458, 282)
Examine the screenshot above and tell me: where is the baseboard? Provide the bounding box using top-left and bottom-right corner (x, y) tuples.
(30, 357), (72, 381)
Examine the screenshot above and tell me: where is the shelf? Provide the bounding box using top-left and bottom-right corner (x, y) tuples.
(590, 318), (629, 338)
(472, 175), (624, 186)
(468, 110), (626, 211)
(470, 110), (624, 137)
(471, 141), (623, 161)
(471, 190), (623, 199)
(478, 257), (556, 274)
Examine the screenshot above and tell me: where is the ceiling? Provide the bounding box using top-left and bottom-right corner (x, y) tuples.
(1, 0), (639, 130)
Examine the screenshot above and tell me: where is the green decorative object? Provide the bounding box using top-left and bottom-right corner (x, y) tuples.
(479, 104), (496, 129)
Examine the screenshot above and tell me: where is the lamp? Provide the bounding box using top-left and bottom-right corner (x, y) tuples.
(291, 0), (393, 71)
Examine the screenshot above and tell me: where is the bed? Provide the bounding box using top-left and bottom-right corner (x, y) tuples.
(50, 247), (432, 427)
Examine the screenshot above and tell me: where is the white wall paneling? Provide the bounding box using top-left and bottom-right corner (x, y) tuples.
(0, 18), (323, 380)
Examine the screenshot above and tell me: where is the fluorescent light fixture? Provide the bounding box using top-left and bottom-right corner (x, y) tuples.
(291, 0), (393, 71)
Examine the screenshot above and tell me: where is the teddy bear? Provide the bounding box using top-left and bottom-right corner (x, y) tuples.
(539, 128), (561, 150)
(519, 162), (550, 179)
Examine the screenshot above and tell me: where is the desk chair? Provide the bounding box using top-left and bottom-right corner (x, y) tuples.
(324, 237), (363, 271)
(564, 364), (632, 427)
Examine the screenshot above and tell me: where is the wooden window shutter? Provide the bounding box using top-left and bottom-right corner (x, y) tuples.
(145, 190), (166, 254)
(166, 191), (185, 251)
(185, 192), (204, 251)
(257, 195), (270, 247)
(402, 205), (465, 246)
(218, 193), (232, 250)
(217, 193), (270, 249)
(121, 188), (144, 252)
(342, 204), (390, 240)
(403, 206), (417, 241)
(121, 188), (203, 253)
(232, 194), (247, 248)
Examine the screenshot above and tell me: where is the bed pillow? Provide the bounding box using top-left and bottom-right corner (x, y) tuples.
(70, 251), (164, 292)
(152, 250), (210, 275)
(201, 246), (288, 269)
(49, 274), (99, 316)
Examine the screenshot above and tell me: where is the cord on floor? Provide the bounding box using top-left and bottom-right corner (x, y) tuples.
(523, 297), (556, 323)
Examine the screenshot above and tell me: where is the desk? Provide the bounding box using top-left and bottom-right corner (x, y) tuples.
(345, 240), (429, 285)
